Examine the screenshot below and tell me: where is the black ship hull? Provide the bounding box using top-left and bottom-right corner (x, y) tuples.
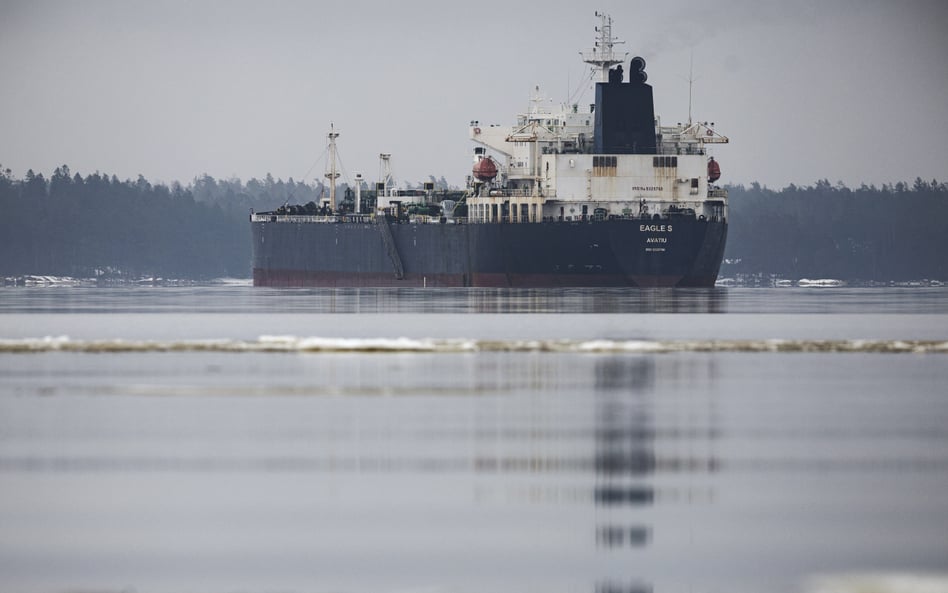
(251, 217), (727, 288)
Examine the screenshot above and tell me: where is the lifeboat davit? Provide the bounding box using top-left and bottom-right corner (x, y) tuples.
(708, 157), (721, 183)
(472, 157), (498, 182)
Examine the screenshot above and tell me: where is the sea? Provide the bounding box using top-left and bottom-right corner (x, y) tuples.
(1, 284), (947, 593)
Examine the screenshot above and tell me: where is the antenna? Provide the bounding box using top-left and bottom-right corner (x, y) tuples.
(681, 49), (700, 126)
(688, 51), (694, 125)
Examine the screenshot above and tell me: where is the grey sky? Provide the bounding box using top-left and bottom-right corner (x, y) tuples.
(1, 0), (946, 189)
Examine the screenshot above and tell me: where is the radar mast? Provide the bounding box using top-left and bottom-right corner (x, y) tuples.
(581, 11), (628, 83)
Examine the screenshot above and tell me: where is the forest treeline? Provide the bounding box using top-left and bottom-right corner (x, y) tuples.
(0, 166), (339, 278)
(1, 165), (946, 281)
(723, 179), (948, 280)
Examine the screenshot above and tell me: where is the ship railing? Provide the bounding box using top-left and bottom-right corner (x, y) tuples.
(473, 189), (555, 199)
(251, 213), (376, 224)
(707, 188), (728, 200)
(342, 214), (375, 223)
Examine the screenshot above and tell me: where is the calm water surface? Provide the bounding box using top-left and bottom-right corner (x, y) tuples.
(1, 286), (947, 593)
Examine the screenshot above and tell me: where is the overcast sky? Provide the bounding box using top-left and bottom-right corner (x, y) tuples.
(1, 0), (946, 190)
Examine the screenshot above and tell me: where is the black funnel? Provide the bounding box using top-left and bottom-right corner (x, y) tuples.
(593, 57), (657, 155)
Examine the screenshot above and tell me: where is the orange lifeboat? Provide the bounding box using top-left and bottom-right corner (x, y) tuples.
(707, 157), (721, 183)
(472, 157), (498, 182)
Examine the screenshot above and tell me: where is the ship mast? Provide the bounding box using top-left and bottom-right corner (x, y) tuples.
(379, 153), (393, 197)
(581, 11), (627, 83)
(325, 124), (340, 210)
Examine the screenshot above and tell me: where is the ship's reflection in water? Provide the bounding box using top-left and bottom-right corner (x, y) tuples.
(464, 287), (729, 314)
(3, 346), (948, 593)
(590, 356), (720, 592)
(594, 358), (657, 576)
(240, 286), (731, 314)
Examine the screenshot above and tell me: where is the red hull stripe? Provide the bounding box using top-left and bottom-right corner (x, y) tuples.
(253, 269), (714, 288)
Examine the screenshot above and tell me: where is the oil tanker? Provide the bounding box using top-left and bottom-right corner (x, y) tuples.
(251, 13), (729, 287)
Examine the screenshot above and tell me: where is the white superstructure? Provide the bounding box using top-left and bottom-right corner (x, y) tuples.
(466, 13), (728, 225)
